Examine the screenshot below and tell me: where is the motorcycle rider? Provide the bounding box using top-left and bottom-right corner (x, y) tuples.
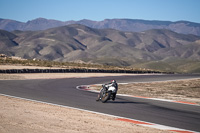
(96, 80), (118, 101)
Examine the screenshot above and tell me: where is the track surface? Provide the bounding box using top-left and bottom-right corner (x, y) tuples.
(0, 74), (200, 132)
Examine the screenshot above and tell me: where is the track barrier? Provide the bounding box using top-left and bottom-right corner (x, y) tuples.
(0, 68), (170, 74)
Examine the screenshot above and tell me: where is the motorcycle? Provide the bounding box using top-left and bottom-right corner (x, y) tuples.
(96, 84), (117, 103)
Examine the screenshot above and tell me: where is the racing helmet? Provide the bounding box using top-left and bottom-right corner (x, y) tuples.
(111, 80), (116, 83)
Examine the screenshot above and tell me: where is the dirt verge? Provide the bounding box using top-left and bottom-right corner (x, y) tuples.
(0, 95), (172, 133)
(90, 79), (200, 105)
(0, 73), (138, 80)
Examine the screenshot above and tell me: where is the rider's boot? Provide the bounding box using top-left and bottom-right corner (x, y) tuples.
(112, 93), (116, 101)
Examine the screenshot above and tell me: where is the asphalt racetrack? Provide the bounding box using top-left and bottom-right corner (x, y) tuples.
(0, 74), (200, 132)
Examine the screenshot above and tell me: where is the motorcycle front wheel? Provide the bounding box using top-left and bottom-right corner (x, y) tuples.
(101, 91), (111, 103)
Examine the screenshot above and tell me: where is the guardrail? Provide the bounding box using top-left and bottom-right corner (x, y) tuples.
(0, 68), (168, 74)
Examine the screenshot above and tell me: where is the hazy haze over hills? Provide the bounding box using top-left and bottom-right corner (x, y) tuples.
(0, 18), (200, 36)
(1, 24), (200, 73)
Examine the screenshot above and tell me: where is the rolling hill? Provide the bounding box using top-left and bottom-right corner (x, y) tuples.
(0, 24), (200, 73)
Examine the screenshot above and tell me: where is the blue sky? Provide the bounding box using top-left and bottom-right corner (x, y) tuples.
(0, 0), (200, 23)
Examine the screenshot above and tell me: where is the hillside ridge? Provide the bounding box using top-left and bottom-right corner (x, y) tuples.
(0, 18), (200, 36)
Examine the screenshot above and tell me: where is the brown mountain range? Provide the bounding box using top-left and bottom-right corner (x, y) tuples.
(0, 24), (200, 73)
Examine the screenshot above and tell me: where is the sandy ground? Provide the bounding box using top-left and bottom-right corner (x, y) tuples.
(0, 73), (138, 80)
(119, 79), (200, 105)
(90, 79), (200, 105)
(0, 95), (174, 133)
